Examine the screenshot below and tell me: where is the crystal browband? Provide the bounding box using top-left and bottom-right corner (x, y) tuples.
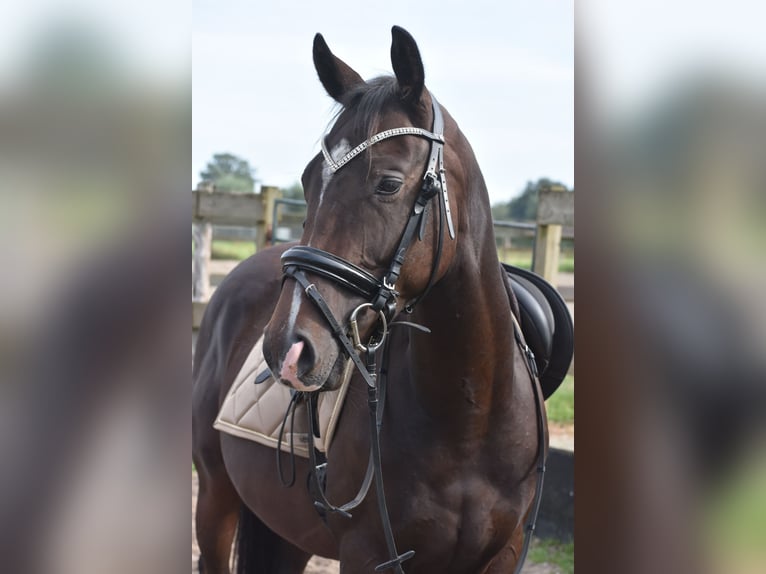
(321, 126), (445, 173)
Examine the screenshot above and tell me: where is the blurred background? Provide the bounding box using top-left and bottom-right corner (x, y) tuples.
(0, 1), (764, 573)
(578, 1), (766, 573)
(0, 1), (189, 573)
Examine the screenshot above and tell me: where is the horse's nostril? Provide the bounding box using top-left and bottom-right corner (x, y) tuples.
(279, 336), (318, 387)
(296, 336), (315, 376)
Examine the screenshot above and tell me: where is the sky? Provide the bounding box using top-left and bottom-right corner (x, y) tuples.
(580, 1), (766, 123)
(192, 1), (574, 204)
(2, 2), (761, 205)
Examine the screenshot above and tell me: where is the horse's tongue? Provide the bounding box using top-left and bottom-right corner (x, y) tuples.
(280, 340), (304, 386)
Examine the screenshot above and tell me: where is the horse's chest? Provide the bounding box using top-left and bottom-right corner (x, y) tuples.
(392, 473), (520, 570)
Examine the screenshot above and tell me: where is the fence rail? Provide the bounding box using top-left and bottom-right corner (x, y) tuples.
(193, 190), (264, 225)
(532, 187), (573, 279)
(192, 183), (281, 302)
(192, 184), (573, 328)
(271, 198), (308, 244)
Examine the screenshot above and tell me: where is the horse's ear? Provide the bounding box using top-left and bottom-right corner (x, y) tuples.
(313, 33), (364, 103)
(390, 26), (425, 105)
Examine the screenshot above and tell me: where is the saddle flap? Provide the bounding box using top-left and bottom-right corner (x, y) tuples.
(502, 264), (574, 400)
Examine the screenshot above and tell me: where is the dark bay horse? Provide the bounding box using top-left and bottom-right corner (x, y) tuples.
(192, 26), (547, 574)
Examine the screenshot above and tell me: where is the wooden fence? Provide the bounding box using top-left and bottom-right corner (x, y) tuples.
(193, 184), (573, 328)
(192, 182), (281, 301)
(532, 186), (574, 280)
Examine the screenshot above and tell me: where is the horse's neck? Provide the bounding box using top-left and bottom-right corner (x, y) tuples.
(407, 236), (517, 426)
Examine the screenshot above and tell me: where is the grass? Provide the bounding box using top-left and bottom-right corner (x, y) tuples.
(545, 375), (574, 425)
(202, 242), (575, 275)
(211, 240), (256, 260)
(528, 537), (574, 574)
(704, 455), (766, 572)
(498, 249), (574, 273)
(558, 255), (575, 273)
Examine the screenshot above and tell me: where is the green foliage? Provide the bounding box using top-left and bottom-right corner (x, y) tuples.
(546, 375), (574, 425)
(211, 240), (256, 260)
(705, 457), (766, 570)
(490, 202), (510, 221)
(492, 177), (570, 222)
(498, 251), (534, 269)
(496, 249), (575, 273)
(528, 538), (574, 574)
(560, 256), (575, 273)
(508, 180), (542, 220)
(200, 153), (256, 194)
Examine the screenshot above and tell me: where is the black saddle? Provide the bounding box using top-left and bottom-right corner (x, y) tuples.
(503, 264), (574, 400)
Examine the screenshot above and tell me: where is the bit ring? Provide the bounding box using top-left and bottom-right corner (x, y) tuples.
(349, 303), (388, 354)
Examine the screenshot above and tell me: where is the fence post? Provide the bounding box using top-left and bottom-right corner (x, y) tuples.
(192, 182), (214, 302)
(532, 185), (566, 284)
(255, 185), (282, 250)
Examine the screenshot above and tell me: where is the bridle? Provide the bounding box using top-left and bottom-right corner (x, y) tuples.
(274, 93), (544, 574)
(282, 93), (454, 324)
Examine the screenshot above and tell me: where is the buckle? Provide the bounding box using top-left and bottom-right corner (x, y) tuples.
(421, 174), (439, 199)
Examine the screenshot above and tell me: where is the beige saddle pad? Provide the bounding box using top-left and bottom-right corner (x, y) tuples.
(214, 334), (352, 458)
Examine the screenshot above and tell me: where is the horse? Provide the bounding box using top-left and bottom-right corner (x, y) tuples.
(193, 26), (548, 574)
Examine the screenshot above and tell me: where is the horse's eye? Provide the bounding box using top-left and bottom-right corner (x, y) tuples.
(376, 178), (402, 195)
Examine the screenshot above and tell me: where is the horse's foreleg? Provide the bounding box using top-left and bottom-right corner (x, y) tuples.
(195, 466), (240, 574)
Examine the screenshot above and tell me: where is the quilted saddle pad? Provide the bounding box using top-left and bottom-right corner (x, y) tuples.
(214, 334), (353, 458)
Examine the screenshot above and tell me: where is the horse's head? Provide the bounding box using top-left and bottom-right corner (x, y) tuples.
(263, 27), (462, 392)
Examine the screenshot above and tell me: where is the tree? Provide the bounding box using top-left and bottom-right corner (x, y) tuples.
(493, 177), (569, 221)
(199, 153), (256, 193)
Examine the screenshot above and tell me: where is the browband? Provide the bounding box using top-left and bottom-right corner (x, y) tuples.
(321, 127), (444, 173)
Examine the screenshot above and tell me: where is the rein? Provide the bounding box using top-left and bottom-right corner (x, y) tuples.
(510, 312), (548, 574)
(273, 93), (546, 573)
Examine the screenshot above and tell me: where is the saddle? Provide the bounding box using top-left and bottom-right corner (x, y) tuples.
(503, 264), (574, 399)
